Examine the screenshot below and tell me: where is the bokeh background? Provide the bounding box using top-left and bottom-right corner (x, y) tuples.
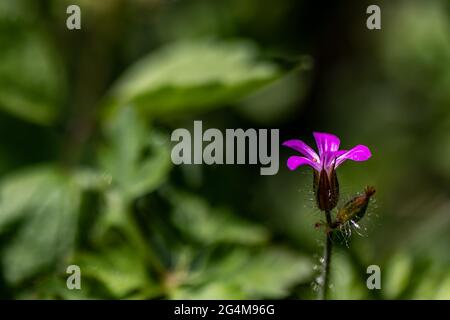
(0, 0), (449, 299)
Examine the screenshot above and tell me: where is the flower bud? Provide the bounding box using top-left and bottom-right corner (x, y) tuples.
(313, 166), (340, 212)
(333, 186), (376, 227)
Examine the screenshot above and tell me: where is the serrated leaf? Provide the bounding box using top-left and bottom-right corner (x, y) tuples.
(0, 166), (81, 284)
(100, 106), (172, 201)
(111, 40), (280, 116)
(75, 245), (158, 298)
(171, 247), (312, 299)
(169, 190), (270, 245)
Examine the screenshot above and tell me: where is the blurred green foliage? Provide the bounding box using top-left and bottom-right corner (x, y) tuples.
(0, 0), (449, 300)
(111, 40), (281, 116)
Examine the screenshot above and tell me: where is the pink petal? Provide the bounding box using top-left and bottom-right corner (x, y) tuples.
(335, 145), (372, 167)
(287, 156), (321, 171)
(323, 150), (347, 170)
(334, 150), (348, 158)
(313, 132), (340, 156)
(282, 139), (319, 162)
(321, 151), (337, 171)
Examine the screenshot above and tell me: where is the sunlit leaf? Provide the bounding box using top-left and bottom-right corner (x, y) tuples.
(171, 247), (312, 299)
(0, 166), (80, 284)
(328, 251), (367, 300)
(110, 40), (280, 116)
(100, 106), (172, 201)
(75, 245), (159, 298)
(168, 190), (270, 245)
(384, 252), (412, 299)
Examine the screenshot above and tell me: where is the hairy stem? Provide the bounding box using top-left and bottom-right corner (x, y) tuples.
(319, 210), (332, 300)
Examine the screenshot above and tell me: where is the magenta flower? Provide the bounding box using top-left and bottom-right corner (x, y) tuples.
(283, 132), (373, 300)
(282, 132), (371, 173)
(283, 132), (371, 211)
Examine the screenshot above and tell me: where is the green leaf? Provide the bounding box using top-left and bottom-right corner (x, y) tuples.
(75, 245), (159, 298)
(168, 190), (270, 245)
(409, 265), (445, 299)
(0, 2), (66, 124)
(72, 167), (113, 192)
(0, 0), (36, 25)
(384, 252), (412, 299)
(434, 276), (450, 300)
(111, 40), (280, 116)
(100, 106), (172, 201)
(328, 252), (367, 300)
(0, 166), (81, 284)
(171, 247), (312, 299)
(236, 68), (309, 124)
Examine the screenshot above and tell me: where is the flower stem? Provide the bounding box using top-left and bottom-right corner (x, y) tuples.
(319, 210), (333, 300)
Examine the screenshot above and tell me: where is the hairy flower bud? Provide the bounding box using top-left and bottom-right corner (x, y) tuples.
(332, 186), (376, 228)
(313, 166), (340, 212)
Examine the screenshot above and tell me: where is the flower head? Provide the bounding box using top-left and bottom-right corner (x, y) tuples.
(283, 132), (372, 211)
(282, 132), (371, 174)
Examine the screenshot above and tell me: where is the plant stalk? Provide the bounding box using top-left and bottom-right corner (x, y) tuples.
(319, 210), (332, 300)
